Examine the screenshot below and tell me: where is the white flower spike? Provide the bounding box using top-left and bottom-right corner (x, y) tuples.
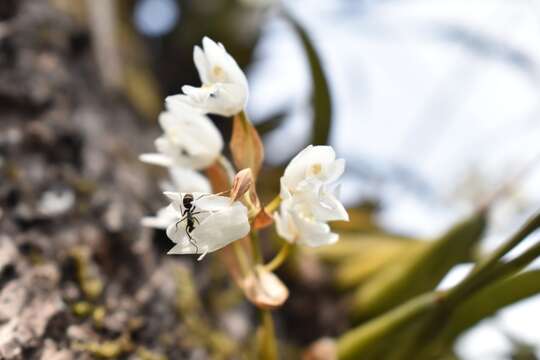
(164, 192), (250, 260)
(140, 101), (223, 170)
(166, 37), (249, 117)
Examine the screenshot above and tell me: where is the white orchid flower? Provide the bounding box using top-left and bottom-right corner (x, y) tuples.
(139, 102), (223, 170)
(141, 204), (177, 230)
(281, 145), (345, 193)
(285, 178), (349, 222)
(141, 167), (211, 230)
(163, 192), (250, 260)
(274, 145), (348, 247)
(162, 166), (212, 194)
(166, 37), (248, 117)
(274, 197), (339, 247)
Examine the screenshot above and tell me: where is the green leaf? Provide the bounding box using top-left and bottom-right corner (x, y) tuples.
(352, 212), (487, 320)
(441, 269), (540, 345)
(255, 111), (288, 136)
(284, 12), (332, 146)
(338, 293), (438, 360)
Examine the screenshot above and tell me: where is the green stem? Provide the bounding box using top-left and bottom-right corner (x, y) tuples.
(264, 243), (292, 272)
(264, 195), (282, 214)
(259, 310), (279, 360)
(250, 230), (263, 265)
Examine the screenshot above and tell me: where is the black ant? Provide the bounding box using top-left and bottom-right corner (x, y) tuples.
(172, 191), (229, 257)
(174, 193), (204, 254)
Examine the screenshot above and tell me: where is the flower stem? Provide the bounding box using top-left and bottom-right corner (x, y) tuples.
(264, 243), (292, 272)
(264, 195), (281, 214)
(250, 230), (263, 264)
(233, 241), (251, 278)
(258, 310), (279, 360)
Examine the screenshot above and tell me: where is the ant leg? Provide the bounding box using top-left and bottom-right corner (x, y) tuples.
(174, 215), (187, 231)
(197, 246), (209, 261)
(186, 231), (199, 254)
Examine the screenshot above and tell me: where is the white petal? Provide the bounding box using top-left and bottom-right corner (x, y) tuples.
(141, 205), (177, 229)
(292, 212), (339, 247)
(283, 145), (337, 190)
(189, 202), (250, 252)
(167, 167), (211, 194)
(273, 208), (296, 243)
(166, 217), (189, 243)
(163, 191), (183, 203)
(195, 194), (232, 211)
(153, 110), (223, 170)
(325, 158), (346, 184)
(166, 201), (249, 255)
(202, 37), (228, 81)
(294, 180), (349, 222)
(193, 45), (210, 84)
(180, 83), (246, 117)
(139, 153), (172, 167)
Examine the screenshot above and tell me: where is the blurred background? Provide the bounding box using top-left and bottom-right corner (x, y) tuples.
(1, 0), (540, 359)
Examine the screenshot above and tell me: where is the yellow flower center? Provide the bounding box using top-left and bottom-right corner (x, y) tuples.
(310, 163), (322, 175)
(212, 66), (225, 80)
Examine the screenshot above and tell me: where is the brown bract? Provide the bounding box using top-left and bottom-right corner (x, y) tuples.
(231, 168), (274, 230)
(240, 265), (289, 310)
(302, 338), (337, 360)
(230, 112), (264, 178)
(205, 161), (230, 193)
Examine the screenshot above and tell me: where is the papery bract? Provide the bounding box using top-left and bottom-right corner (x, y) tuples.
(166, 37), (248, 117)
(164, 192), (250, 259)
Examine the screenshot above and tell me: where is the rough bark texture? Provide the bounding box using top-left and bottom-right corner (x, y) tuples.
(0, 1), (212, 358)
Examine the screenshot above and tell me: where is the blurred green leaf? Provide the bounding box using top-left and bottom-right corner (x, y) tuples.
(312, 233), (420, 263)
(284, 12), (332, 146)
(338, 293), (438, 360)
(335, 242), (427, 289)
(352, 212), (487, 320)
(441, 270), (540, 346)
(255, 111), (288, 136)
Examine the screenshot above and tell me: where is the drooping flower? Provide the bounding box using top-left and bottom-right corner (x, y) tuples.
(139, 101), (223, 170)
(281, 145), (345, 194)
(274, 145), (348, 247)
(166, 37), (248, 117)
(163, 192), (250, 260)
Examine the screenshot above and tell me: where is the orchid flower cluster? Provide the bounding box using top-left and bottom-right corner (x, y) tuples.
(140, 37), (348, 304)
